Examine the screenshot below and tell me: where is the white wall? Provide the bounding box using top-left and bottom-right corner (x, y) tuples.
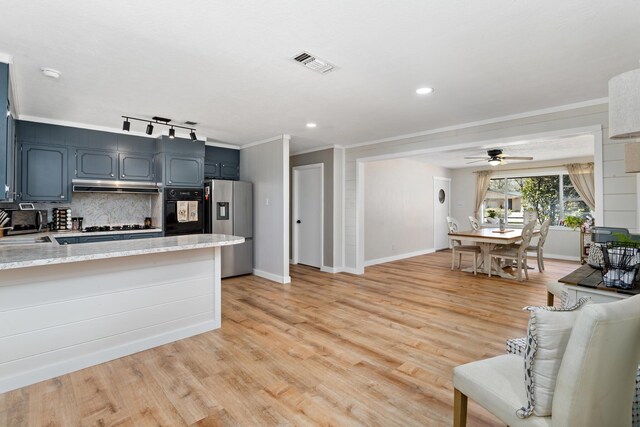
(333, 147), (345, 270)
(344, 103), (637, 272)
(240, 135), (290, 283)
(364, 158), (451, 265)
(450, 156), (594, 260)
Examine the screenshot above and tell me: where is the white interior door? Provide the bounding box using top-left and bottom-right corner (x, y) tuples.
(293, 165), (323, 268)
(433, 177), (451, 250)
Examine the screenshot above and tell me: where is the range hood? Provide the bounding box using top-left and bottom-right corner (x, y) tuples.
(72, 179), (162, 194)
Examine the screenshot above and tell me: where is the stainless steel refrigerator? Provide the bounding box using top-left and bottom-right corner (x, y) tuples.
(204, 179), (253, 278)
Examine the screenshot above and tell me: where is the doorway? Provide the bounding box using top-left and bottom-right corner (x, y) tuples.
(433, 176), (451, 250)
(292, 164), (324, 268)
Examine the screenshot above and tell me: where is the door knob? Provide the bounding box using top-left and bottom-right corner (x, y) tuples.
(296, 220), (301, 224)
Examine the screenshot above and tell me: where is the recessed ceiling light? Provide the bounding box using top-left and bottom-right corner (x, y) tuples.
(306, 123), (317, 128)
(41, 68), (62, 79)
(416, 87), (434, 95)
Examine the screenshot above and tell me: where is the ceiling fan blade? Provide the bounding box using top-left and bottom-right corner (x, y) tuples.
(464, 156), (489, 159)
(466, 159), (487, 164)
(500, 156), (534, 160)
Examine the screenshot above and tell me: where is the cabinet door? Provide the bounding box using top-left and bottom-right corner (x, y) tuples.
(56, 237), (78, 245)
(20, 143), (69, 201)
(0, 63), (8, 200)
(220, 161), (239, 180)
(77, 234), (123, 244)
(165, 155), (203, 187)
(204, 162), (220, 179)
(119, 153), (154, 181)
(122, 232), (162, 240)
(76, 149), (117, 180)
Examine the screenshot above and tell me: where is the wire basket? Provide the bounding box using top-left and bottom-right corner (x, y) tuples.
(602, 242), (640, 290)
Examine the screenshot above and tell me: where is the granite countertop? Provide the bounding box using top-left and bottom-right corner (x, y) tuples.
(0, 234), (244, 270)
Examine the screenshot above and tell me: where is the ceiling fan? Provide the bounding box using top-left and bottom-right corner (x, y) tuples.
(464, 149), (533, 166)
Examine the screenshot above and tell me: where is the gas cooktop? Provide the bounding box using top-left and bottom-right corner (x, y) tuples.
(83, 224), (148, 233)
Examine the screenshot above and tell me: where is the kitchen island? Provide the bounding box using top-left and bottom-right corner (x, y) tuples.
(0, 234), (244, 393)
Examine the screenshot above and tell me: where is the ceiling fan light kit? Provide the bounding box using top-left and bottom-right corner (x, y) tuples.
(464, 148), (533, 166)
(122, 116), (198, 141)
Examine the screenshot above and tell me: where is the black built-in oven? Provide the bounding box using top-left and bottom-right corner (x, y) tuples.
(164, 188), (204, 236)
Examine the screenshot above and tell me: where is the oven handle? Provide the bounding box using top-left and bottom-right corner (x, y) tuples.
(36, 210), (43, 232)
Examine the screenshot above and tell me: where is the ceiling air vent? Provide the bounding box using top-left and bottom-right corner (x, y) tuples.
(291, 51), (336, 74)
(183, 121), (198, 126)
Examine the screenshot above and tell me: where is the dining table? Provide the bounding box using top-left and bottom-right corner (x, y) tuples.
(448, 227), (540, 278)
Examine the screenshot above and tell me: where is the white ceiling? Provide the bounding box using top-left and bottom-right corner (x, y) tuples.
(412, 134), (595, 169)
(0, 1), (639, 152)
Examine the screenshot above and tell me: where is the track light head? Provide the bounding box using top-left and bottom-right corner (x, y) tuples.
(146, 123), (154, 135)
(169, 127), (175, 139)
(190, 130), (197, 141)
(122, 118), (130, 132)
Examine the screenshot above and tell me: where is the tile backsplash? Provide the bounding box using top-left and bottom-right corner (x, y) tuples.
(37, 193), (156, 227)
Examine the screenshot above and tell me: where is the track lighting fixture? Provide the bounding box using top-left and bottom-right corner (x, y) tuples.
(121, 116), (198, 141)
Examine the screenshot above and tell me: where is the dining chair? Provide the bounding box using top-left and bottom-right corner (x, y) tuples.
(452, 294), (640, 427)
(526, 218), (551, 272)
(447, 216), (481, 275)
(488, 220), (536, 281)
(468, 216), (480, 231)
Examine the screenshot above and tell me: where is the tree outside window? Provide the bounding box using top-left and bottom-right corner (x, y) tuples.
(482, 173), (589, 226)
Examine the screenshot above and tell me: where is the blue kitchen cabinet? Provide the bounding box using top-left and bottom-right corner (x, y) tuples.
(204, 162), (220, 178)
(164, 154), (203, 187)
(122, 232), (162, 239)
(76, 149), (118, 180)
(77, 234), (122, 243)
(56, 237), (79, 245)
(119, 152), (154, 181)
(20, 143), (69, 201)
(204, 146), (239, 180)
(0, 62), (15, 201)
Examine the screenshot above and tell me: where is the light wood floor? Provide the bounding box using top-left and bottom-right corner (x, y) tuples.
(0, 251), (577, 426)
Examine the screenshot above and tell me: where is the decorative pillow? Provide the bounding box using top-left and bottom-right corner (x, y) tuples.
(516, 297), (591, 418)
(587, 243), (604, 268)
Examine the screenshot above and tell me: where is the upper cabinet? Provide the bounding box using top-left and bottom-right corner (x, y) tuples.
(0, 62), (15, 201)
(119, 152), (154, 181)
(20, 143), (69, 201)
(156, 136), (205, 188)
(76, 149), (118, 180)
(204, 146), (239, 180)
(164, 155), (203, 187)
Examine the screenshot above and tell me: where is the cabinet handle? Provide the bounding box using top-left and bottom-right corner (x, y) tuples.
(122, 174), (125, 177)
(168, 180), (172, 184)
(111, 173), (114, 177)
(60, 195), (65, 199)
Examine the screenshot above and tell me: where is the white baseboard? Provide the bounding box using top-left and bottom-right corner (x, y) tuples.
(341, 266), (364, 275)
(320, 265), (342, 273)
(541, 253), (580, 262)
(364, 248), (436, 267)
(0, 320), (216, 394)
(253, 269), (291, 284)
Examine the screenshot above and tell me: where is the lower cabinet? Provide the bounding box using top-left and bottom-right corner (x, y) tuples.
(55, 237), (78, 245)
(122, 232), (162, 240)
(56, 232), (162, 245)
(78, 234), (122, 244)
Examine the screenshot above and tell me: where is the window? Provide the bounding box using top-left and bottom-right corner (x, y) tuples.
(482, 173), (590, 226)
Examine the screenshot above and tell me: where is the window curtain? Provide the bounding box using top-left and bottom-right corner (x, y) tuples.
(474, 170), (492, 219)
(566, 163), (595, 211)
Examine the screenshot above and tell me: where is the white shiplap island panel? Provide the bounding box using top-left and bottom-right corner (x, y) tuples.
(0, 234), (244, 393)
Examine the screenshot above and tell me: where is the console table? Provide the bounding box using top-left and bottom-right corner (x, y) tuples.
(557, 264), (640, 305)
